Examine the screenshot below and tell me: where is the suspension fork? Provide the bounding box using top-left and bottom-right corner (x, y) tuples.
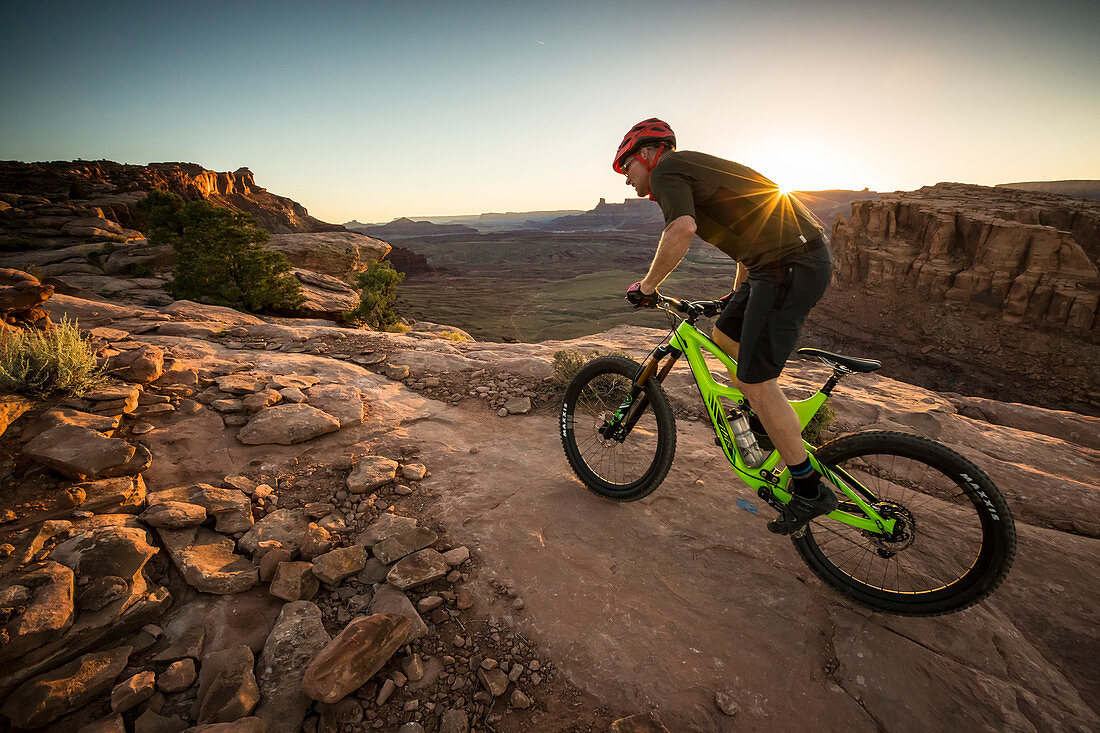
(606, 346), (681, 440)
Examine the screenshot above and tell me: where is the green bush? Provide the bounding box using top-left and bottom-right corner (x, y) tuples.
(0, 318), (108, 398)
(137, 190), (303, 313)
(343, 261), (404, 330)
(551, 348), (631, 389)
(127, 263), (152, 278)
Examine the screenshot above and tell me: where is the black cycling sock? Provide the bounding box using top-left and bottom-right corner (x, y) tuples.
(789, 458), (821, 498)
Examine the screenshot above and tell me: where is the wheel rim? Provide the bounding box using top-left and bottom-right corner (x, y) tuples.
(570, 372), (661, 488)
(808, 452), (990, 597)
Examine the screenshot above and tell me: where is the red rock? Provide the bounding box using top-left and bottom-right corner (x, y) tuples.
(301, 614), (412, 703)
(0, 645), (131, 728)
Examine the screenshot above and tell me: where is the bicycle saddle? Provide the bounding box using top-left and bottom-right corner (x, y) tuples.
(797, 348), (882, 373)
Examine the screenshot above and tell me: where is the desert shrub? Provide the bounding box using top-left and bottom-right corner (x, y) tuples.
(801, 400), (836, 445)
(343, 261), (404, 330)
(551, 348), (632, 389)
(137, 190), (303, 313)
(127, 263), (152, 278)
(440, 331), (467, 342)
(0, 317), (107, 398)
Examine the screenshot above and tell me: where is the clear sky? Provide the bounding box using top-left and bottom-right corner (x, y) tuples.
(2, 0), (1098, 223)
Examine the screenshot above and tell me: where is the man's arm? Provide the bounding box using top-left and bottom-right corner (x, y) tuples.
(640, 215), (696, 293)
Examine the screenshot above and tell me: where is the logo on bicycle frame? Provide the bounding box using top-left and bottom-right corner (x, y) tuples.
(707, 396), (733, 454)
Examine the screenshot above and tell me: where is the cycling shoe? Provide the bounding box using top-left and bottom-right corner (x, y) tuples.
(767, 482), (838, 536)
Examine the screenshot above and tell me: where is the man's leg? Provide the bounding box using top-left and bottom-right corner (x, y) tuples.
(735, 378), (805, 465)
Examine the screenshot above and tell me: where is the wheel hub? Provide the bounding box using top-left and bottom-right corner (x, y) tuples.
(865, 501), (916, 557)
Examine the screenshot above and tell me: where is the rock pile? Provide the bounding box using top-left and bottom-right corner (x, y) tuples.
(0, 268), (54, 331)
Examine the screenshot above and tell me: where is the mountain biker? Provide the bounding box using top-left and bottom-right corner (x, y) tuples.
(616, 118), (836, 536)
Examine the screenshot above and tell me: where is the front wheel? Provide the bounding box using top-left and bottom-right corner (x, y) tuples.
(560, 356), (676, 501)
(794, 431), (1016, 616)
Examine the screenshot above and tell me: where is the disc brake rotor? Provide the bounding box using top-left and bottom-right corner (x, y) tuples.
(864, 501), (916, 557)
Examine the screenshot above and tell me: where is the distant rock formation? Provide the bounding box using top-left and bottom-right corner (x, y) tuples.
(539, 198), (664, 233)
(997, 180), (1100, 201)
(384, 245), (434, 276)
(0, 160), (343, 235)
(349, 217), (478, 238)
(831, 182), (1100, 333)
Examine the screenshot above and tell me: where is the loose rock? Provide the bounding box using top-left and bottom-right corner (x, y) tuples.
(301, 614), (412, 704)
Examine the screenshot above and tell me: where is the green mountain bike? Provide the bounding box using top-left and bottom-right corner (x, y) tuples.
(558, 295), (1015, 616)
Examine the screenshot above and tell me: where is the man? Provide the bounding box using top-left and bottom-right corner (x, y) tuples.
(616, 118), (836, 536)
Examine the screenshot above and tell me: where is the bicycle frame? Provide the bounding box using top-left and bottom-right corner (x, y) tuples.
(642, 318), (896, 536)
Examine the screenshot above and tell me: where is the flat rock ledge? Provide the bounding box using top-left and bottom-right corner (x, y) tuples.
(237, 404), (341, 445)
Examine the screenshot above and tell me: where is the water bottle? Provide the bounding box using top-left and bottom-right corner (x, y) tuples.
(729, 409), (767, 467)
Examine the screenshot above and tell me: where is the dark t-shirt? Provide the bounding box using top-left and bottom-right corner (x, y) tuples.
(648, 150), (825, 270)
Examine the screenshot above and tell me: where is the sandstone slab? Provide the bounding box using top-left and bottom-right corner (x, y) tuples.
(346, 456), (398, 494)
(0, 394), (34, 437)
(191, 645), (260, 724)
(158, 658), (197, 693)
(237, 509), (309, 557)
(355, 512), (417, 547)
(0, 561), (75, 663)
(311, 546), (367, 585)
(253, 601), (330, 733)
(24, 423), (137, 479)
(269, 561), (319, 602)
(386, 549), (449, 591)
(301, 613), (411, 704)
(237, 404), (341, 445)
(157, 526), (258, 594)
(111, 670), (156, 712)
(372, 527), (437, 565)
(304, 384), (364, 427)
(146, 483), (252, 533)
(106, 343), (164, 383)
(140, 501), (208, 529)
(1, 645), (131, 728)
(367, 584), (428, 644)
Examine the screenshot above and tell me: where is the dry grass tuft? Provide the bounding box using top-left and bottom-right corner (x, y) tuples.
(0, 317), (108, 398)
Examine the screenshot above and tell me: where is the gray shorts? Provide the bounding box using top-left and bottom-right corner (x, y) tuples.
(714, 243), (833, 384)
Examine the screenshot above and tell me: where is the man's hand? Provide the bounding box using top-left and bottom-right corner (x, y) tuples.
(626, 281), (659, 309)
(717, 288), (737, 311)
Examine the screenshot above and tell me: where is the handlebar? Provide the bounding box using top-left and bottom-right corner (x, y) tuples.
(657, 294), (724, 320)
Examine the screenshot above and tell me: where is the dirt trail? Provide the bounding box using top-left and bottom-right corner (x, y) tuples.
(397, 402), (1099, 731)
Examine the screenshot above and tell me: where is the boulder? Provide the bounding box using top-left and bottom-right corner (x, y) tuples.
(78, 713), (127, 733)
(84, 384), (141, 413)
(242, 389), (281, 412)
(184, 719), (268, 733)
(288, 269), (360, 320)
(32, 407), (121, 438)
(269, 561), (319, 602)
(253, 602), (330, 733)
(105, 344), (164, 383)
(237, 509), (309, 557)
(346, 456), (398, 494)
(191, 645), (260, 724)
(0, 645), (131, 729)
(157, 526), (258, 594)
(50, 521), (157, 595)
(158, 659), (197, 693)
(237, 404), (341, 445)
(385, 549), (449, 591)
(146, 484), (252, 533)
(77, 576), (130, 611)
(354, 512), (417, 548)
(301, 613), (411, 704)
(477, 667), (509, 697)
(0, 520), (71, 574)
(371, 527), (437, 565)
(71, 475), (147, 514)
(304, 385), (364, 427)
(0, 561), (75, 663)
(265, 232), (389, 283)
(140, 501), (208, 529)
(299, 522), (333, 560)
(111, 670), (156, 713)
(215, 375), (269, 395)
(135, 710), (188, 733)
(367, 584), (428, 644)
(310, 546), (367, 585)
(0, 394), (34, 437)
(23, 423), (138, 479)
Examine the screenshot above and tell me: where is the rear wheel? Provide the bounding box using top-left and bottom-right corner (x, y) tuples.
(794, 431), (1015, 615)
(559, 356), (676, 501)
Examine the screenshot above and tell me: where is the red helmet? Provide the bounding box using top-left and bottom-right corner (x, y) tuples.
(613, 118), (676, 173)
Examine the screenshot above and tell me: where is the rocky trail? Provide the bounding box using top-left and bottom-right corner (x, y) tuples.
(0, 278), (1096, 732)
